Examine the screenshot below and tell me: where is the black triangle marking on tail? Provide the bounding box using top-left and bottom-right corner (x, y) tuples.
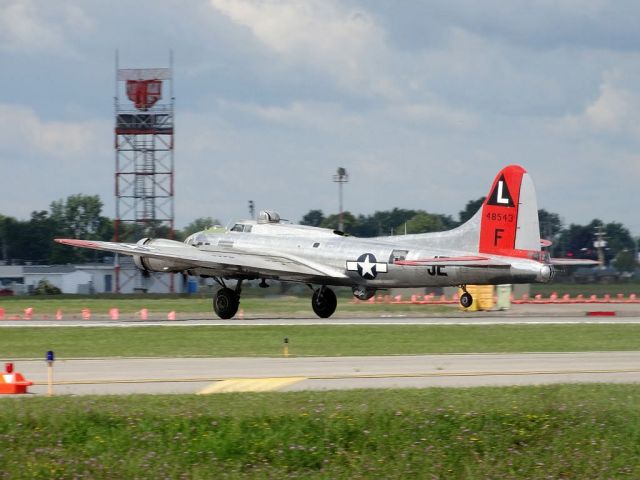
(487, 175), (515, 207)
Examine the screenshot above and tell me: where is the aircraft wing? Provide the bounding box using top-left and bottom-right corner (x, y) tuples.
(54, 239), (347, 279)
(395, 256), (511, 267)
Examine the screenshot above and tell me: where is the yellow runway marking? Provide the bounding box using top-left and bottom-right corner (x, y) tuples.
(198, 377), (306, 394)
(30, 368), (640, 389)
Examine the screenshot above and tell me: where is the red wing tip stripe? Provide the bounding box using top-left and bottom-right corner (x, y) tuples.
(55, 238), (99, 248)
(396, 256), (490, 265)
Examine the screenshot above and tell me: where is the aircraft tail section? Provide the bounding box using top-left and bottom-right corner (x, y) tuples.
(478, 164), (541, 257)
(385, 164), (541, 257)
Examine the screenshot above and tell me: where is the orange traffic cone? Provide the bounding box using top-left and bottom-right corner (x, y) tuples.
(0, 363), (33, 394)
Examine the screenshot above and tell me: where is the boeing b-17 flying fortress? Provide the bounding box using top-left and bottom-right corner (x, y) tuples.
(56, 165), (595, 319)
(3, 2), (640, 476)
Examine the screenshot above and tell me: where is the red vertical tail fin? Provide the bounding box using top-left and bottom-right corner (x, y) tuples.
(479, 165), (541, 258)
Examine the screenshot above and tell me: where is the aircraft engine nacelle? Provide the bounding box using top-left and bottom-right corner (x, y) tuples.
(133, 238), (191, 273)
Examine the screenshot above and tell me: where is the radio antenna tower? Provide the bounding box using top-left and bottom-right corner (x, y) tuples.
(114, 52), (175, 293)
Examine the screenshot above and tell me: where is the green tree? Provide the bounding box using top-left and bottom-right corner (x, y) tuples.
(49, 194), (111, 264)
(0, 214), (9, 261)
(50, 194), (106, 239)
(405, 212), (447, 234)
(613, 250), (636, 272)
(354, 208), (419, 237)
(7, 211), (59, 263)
(0, 215), (21, 261)
(604, 222), (635, 256)
(179, 217), (222, 239)
(557, 220), (600, 260)
(537, 209), (563, 256)
(458, 197), (485, 224)
(320, 211), (357, 233)
(300, 210), (325, 227)
(555, 219), (634, 265)
(538, 209), (563, 240)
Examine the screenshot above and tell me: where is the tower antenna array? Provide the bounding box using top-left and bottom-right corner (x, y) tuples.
(114, 52), (175, 293)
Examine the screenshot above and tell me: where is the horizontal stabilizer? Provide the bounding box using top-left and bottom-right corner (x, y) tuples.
(395, 256), (510, 267)
(550, 258), (600, 266)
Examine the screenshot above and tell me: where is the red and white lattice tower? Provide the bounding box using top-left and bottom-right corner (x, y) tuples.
(114, 54), (175, 293)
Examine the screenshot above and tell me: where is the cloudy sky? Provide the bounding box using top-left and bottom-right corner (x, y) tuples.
(1, 0), (639, 234)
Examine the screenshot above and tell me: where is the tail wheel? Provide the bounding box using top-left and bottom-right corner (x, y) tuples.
(213, 287), (240, 319)
(312, 287), (337, 318)
(352, 285), (376, 301)
(460, 292), (473, 308)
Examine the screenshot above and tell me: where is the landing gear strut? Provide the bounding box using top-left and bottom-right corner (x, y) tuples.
(311, 286), (337, 318)
(212, 279), (242, 319)
(459, 285), (473, 309)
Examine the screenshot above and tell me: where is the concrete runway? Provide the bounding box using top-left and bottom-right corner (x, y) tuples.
(3, 304), (640, 396)
(8, 351), (640, 396)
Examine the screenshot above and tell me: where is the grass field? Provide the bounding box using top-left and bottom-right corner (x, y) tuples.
(531, 281), (640, 297)
(2, 324), (640, 358)
(1, 384), (639, 478)
(0, 295), (455, 317)
(1, 280), (639, 315)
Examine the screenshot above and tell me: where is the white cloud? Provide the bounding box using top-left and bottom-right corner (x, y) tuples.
(0, 0), (639, 234)
(0, 103), (111, 220)
(555, 80), (640, 136)
(0, 0), (92, 56)
(209, 0), (398, 98)
(0, 103), (106, 158)
(583, 83), (637, 131)
(218, 99), (365, 132)
(385, 102), (478, 130)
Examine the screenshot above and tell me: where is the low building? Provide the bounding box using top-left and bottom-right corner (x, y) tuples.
(24, 265), (93, 294)
(0, 263), (184, 294)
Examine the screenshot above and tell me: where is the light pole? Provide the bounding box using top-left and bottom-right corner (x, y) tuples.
(332, 167), (349, 232)
(593, 224), (607, 268)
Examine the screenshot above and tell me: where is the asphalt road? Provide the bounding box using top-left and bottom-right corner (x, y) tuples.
(7, 351), (640, 396)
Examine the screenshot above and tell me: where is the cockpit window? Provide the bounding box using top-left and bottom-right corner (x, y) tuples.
(230, 223), (253, 233)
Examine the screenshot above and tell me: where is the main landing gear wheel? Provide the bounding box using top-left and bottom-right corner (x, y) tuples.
(213, 287), (240, 319)
(460, 292), (473, 309)
(312, 286), (337, 318)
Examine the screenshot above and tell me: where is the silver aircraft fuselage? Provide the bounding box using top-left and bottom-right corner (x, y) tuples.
(184, 222), (552, 288)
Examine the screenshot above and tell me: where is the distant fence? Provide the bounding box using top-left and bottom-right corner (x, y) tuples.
(351, 292), (639, 305)
(0, 307), (178, 321)
(0, 292), (639, 321)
